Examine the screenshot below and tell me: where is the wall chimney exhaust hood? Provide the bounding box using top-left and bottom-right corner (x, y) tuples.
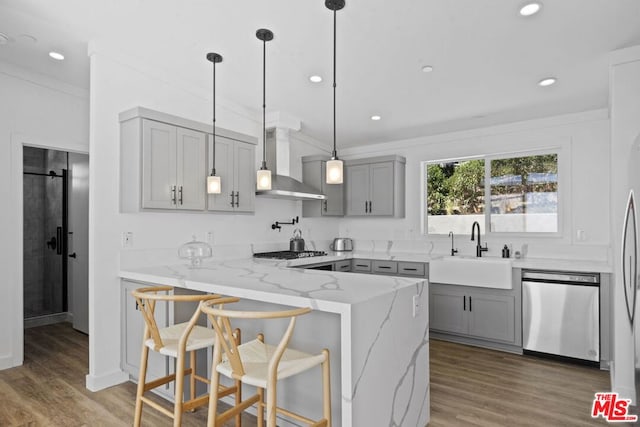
(255, 128), (327, 201)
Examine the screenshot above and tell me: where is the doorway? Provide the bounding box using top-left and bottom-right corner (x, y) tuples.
(22, 147), (89, 334)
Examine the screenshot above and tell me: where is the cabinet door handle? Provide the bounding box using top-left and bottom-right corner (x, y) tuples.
(178, 186), (183, 205)
(368, 201), (372, 213)
(234, 192), (239, 207)
(171, 186), (177, 205)
(230, 191), (235, 207)
(463, 296), (466, 311)
(323, 200), (328, 212)
(365, 201), (368, 213)
(469, 296), (472, 312)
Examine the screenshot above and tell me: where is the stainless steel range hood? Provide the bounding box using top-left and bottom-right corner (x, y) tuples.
(257, 174), (326, 200)
(255, 128), (326, 201)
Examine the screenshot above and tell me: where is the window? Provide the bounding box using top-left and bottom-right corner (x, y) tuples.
(425, 152), (558, 235)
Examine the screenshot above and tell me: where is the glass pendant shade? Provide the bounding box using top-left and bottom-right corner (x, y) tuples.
(326, 159), (343, 184)
(207, 175), (221, 194)
(256, 169), (272, 190)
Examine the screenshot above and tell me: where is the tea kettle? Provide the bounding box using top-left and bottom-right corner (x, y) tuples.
(290, 228), (305, 252)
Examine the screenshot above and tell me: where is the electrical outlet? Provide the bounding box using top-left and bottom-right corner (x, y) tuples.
(412, 295), (420, 317)
(122, 231), (133, 248)
(206, 231), (215, 245)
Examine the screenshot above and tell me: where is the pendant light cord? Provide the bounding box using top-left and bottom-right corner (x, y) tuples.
(262, 38), (267, 170)
(212, 60), (216, 175)
(332, 7), (337, 159)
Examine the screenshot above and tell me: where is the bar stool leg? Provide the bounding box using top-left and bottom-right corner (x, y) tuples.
(134, 342), (149, 427)
(257, 387), (265, 426)
(190, 350), (197, 405)
(235, 328), (242, 427)
(174, 351), (186, 427)
(207, 345), (222, 427)
(322, 349), (331, 427)
(266, 382), (277, 427)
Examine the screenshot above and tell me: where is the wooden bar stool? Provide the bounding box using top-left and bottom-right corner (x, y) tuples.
(200, 297), (331, 427)
(131, 286), (242, 427)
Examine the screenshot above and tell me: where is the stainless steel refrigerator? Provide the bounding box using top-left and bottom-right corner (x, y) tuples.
(622, 190), (640, 407)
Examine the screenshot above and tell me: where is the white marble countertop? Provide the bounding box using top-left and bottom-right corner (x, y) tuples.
(120, 258), (425, 314)
(284, 251), (613, 273)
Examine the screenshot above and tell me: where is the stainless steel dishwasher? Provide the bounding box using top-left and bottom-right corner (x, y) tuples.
(522, 270), (600, 363)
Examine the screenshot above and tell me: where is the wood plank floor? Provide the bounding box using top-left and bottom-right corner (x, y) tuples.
(0, 323), (618, 426)
(429, 339), (614, 427)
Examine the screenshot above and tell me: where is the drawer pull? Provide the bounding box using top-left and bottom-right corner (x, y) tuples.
(403, 268), (418, 271)
(378, 266), (391, 269)
(356, 264), (368, 267)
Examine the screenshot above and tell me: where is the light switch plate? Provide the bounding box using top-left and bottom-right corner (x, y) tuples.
(122, 231), (133, 248)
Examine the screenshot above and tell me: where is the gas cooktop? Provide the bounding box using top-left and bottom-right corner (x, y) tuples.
(253, 250), (327, 260)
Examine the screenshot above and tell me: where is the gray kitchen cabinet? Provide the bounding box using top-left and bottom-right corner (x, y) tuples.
(466, 293), (516, 343)
(121, 280), (174, 400)
(119, 107), (258, 213)
(301, 156), (344, 217)
(351, 259), (372, 273)
(207, 135), (256, 213)
(430, 285), (467, 335)
(141, 119), (207, 210)
(344, 156), (405, 217)
(429, 282), (520, 350)
(334, 260), (351, 272)
(398, 262), (426, 277)
(372, 260), (398, 274)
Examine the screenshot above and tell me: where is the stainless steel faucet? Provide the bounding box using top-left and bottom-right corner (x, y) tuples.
(448, 231), (458, 256)
(470, 221), (488, 257)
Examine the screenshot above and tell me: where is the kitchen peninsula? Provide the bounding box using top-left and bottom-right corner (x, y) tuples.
(120, 257), (430, 427)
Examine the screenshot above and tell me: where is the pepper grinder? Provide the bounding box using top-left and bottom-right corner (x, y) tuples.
(501, 244), (510, 258)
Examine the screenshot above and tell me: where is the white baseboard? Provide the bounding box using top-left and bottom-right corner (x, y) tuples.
(0, 353), (19, 370)
(616, 385), (636, 402)
(86, 370), (129, 392)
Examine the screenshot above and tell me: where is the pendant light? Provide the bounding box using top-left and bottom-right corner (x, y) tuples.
(256, 28), (274, 191)
(206, 52), (223, 194)
(325, 0), (345, 184)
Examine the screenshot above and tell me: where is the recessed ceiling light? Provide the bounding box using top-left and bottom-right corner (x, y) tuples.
(49, 51), (65, 61)
(371, 115), (381, 121)
(538, 77), (557, 87)
(519, 2), (542, 17)
(421, 65), (434, 73)
(309, 75), (322, 83)
(17, 34), (37, 43)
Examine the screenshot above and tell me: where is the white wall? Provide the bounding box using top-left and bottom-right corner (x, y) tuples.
(0, 60), (89, 369)
(338, 110), (611, 261)
(87, 42), (339, 389)
(609, 45), (640, 402)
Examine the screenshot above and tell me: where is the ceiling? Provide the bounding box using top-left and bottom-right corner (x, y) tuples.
(1, 0), (639, 147)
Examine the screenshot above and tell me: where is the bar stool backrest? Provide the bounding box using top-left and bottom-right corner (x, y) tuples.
(131, 285), (222, 351)
(200, 298), (312, 380)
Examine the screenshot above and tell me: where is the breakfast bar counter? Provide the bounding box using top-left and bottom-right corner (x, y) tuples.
(120, 258), (430, 427)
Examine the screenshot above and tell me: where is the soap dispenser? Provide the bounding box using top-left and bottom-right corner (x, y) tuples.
(501, 244), (510, 258)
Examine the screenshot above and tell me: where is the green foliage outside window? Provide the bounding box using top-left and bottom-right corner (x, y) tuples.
(426, 153), (559, 233)
(427, 160), (484, 215)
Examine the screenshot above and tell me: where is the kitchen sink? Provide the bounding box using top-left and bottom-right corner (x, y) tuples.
(429, 256), (513, 289)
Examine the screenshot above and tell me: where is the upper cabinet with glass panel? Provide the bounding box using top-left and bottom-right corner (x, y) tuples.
(425, 153), (558, 235)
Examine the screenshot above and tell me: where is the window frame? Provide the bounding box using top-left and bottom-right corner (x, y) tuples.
(422, 148), (563, 237)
